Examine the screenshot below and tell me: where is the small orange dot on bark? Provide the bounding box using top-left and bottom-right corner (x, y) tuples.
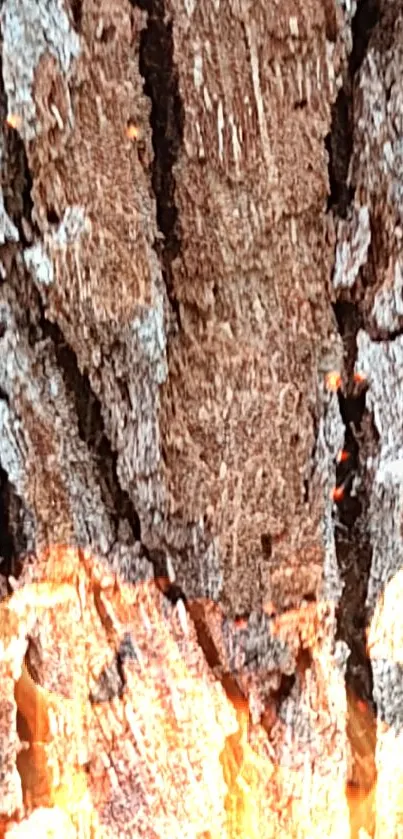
(6, 113), (21, 130)
(331, 485), (345, 502)
(126, 122), (141, 141)
(325, 370), (342, 392)
(263, 601), (277, 618)
(234, 617), (248, 630)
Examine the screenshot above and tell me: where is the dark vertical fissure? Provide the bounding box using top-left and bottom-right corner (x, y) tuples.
(0, 466), (17, 576)
(0, 39), (142, 566)
(332, 300), (378, 836)
(39, 317), (142, 543)
(326, 2), (380, 835)
(332, 303), (373, 695)
(132, 0), (184, 324)
(326, 0), (380, 218)
(0, 44), (36, 583)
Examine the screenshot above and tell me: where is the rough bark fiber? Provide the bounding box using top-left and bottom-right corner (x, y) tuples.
(0, 0), (401, 837)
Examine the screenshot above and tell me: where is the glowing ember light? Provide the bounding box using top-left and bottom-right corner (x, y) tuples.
(220, 694), (276, 839)
(5, 544), (403, 838)
(126, 122), (141, 141)
(325, 370), (342, 392)
(234, 617), (248, 630)
(353, 372), (367, 385)
(331, 485), (345, 502)
(5, 113), (22, 130)
(336, 449), (350, 464)
(4, 806), (76, 837)
(1, 545), (238, 837)
(263, 600), (277, 617)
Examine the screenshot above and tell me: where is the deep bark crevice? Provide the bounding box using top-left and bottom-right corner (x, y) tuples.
(2, 120), (37, 245)
(349, 0), (380, 76)
(0, 54), (141, 551)
(0, 465), (17, 575)
(0, 459), (33, 584)
(332, 300), (377, 837)
(325, 0), (380, 218)
(40, 316), (141, 543)
(326, 5), (381, 833)
(0, 53), (36, 583)
(132, 0), (184, 325)
(68, 0), (83, 33)
(327, 0), (379, 702)
(325, 88), (354, 218)
(332, 300), (373, 698)
(0, 46), (37, 247)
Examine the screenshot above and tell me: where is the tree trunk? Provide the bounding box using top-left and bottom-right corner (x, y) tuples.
(0, 0), (400, 836)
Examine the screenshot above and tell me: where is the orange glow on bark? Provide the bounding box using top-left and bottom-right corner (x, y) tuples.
(325, 371), (342, 392)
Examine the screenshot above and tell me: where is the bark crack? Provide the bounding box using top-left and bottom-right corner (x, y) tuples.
(39, 315), (142, 544)
(326, 3), (380, 833)
(332, 301), (374, 700)
(132, 0), (184, 325)
(0, 58), (142, 554)
(0, 55), (37, 583)
(0, 465), (17, 575)
(326, 0), (380, 218)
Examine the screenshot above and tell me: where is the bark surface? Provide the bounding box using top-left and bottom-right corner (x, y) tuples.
(0, 0), (400, 837)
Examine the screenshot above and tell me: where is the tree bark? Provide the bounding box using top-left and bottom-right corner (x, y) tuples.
(0, 0), (400, 837)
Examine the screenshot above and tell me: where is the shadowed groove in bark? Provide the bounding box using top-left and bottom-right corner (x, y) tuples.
(68, 0), (83, 32)
(325, 0), (380, 218)
(333, 300), (377, 836)
(0, 54), (141, 551)
(132, 0), (184, 323)
(326, 3), (380, 834)
(332, 301), (373, 700)
(0, 43), (38, 250)
(0, 462), (34, 582)
(0, 50), (36, 582)
(0, 465), (16, 574)
(349, 0), (380, 75)
(40, 316), (141, 543)
(327, 0), (380, 698)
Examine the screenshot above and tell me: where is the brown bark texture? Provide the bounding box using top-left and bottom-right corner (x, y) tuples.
(0, 0), (401, 836)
